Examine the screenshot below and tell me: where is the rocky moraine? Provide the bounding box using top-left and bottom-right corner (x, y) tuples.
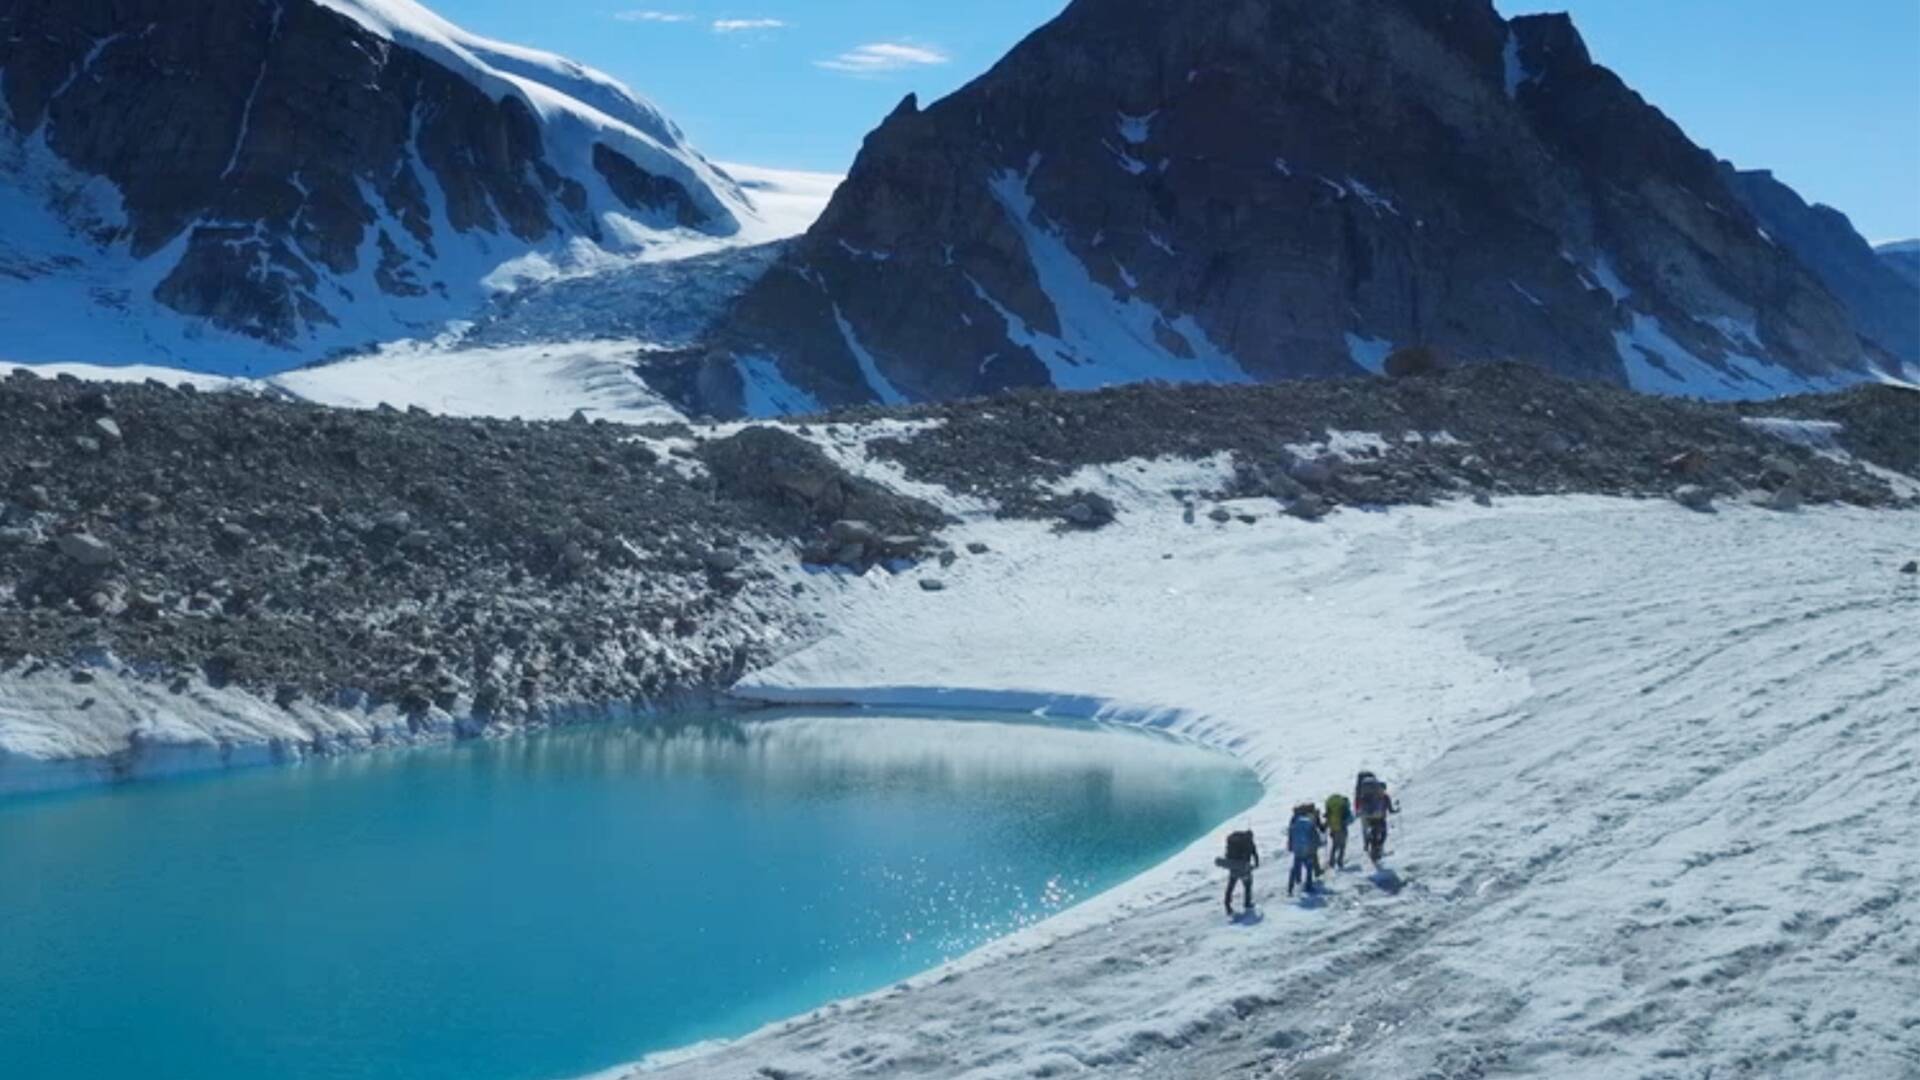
(1, 362), (1914, 775)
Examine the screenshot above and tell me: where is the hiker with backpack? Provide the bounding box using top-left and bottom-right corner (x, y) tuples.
(1218, 827), (1259, 916)
(1286, 803), (1323, 896)
(1323, 791), (1354, 869)
(1355, 773), (1399, 865)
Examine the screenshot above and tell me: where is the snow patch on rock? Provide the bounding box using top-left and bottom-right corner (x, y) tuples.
(972, 170), (1253, 391)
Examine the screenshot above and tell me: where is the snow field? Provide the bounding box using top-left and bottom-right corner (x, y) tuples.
(627, 481), (1918, 1079)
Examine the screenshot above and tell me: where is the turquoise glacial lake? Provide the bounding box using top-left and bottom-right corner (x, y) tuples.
(0, 710), (1260, 1080)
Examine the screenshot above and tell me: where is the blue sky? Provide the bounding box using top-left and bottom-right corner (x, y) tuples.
(437, 0), (1920, 241)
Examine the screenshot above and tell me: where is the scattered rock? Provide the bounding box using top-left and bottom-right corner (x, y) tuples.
(1662, 450), (1707, 476)
(56, 532), (115, 567)
(1673, 486), (1715, 513)
(1056, 491), (1118, 529)
(1208, 507), (1233, 523)
(918, 578), (947, 592)
(1286, 455), (1335, 488)
(1284, 495), (1330, 521)
(94, 418), (124, 443)
(1383, 345), (1448, 379)
(966, 541), (990, 555)
(1901, 561), (1917, 575)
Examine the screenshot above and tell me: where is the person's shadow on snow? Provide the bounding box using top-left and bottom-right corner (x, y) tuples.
(1294, 891), (1328, 910)
(1370, 869), (1405, 894)
(1230, 909), (1266, 926)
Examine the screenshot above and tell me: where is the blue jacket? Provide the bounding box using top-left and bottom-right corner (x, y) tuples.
(1287, 813), (1320, 855)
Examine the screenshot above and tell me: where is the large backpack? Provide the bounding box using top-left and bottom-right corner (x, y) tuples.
(1325, 793), (1351, 830)
(1225, 829), (1256, 861)
(1357, 778), (1388, 818)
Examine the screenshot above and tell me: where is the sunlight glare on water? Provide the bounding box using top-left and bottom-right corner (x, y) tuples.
(0, 710), (1260, 1080)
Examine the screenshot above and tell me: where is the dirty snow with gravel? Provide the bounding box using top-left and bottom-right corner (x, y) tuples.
(612, 472), (1919, 1079)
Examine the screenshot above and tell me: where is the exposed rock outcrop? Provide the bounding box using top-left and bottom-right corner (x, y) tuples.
(0, 0), (747, 365)
(678, 0), (1898, 415)
(1720, 168), (1920, 368)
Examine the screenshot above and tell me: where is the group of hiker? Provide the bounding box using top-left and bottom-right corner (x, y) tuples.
(1218, 771), (1398, 916)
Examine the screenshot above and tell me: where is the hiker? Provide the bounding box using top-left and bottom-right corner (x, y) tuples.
(1310, 802), (1328, 873)
(1324, 791), (1353, 869)
(1219, 827), (1259, 916)
(1356, 773), (1399, 864)
(1287, 802), (1322, 896)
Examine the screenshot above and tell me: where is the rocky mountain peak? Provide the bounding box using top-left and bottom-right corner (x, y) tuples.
(671, 0), (1903, 417)
(0, 0), (753, 370)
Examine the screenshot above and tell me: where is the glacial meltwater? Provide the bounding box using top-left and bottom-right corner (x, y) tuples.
(0, 710), (1260, 1080)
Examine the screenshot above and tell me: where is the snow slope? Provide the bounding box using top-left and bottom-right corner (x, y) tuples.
(270, 341), (685, 424)
(620, 483), (1918, 1078)
(2, 343), (685, 425)
(0, 0), (838, 374)
(311, 0), (741, 227)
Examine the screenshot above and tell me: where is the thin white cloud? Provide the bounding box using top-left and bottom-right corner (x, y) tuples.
(615, 10), (692, 23)
(712, 18), (788, 33)
(815, 41), (950, 76)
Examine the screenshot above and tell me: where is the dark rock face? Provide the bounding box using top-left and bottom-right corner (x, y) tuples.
(1878, 242), (1920, 289)
(688, 0), (1888, 415)
(0, 0), (735, 352)
(1721, 168), (1920, 368)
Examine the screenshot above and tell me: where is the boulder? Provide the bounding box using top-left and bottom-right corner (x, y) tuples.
(1901, 561), (1917, 575)
(1284, 495), (1330, 521)
(1058, 491), (1118, 529)
(828, 519), (881, 547)
(57, 532), (115, 567)
(1673, 485), (1715, 513)
(1382, 345), (1449, 379)
(1286, 455), (1336, 488)
(1762, 486), (1804, 512)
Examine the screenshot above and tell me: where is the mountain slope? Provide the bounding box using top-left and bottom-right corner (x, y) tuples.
(0, 0), (766, 372)
(1878, 239), (1920, 288)
(1720, 168), (1920, 368)
(678, 0), (1897, 416)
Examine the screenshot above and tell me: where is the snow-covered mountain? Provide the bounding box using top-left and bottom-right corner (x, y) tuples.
(675, 0), (1912, 416)
(0, 0), (800, 372)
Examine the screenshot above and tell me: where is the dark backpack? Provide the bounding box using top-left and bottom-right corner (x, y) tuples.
(1225, 830), (1255, 860)
(1357, 778), (1388, 816)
